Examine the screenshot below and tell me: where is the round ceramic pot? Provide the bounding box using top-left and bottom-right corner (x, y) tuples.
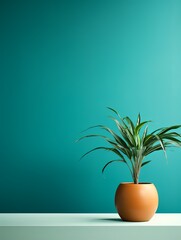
(115, 182), (158, 222)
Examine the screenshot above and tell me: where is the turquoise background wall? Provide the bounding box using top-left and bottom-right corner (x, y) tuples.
(1, 0), (181, 213)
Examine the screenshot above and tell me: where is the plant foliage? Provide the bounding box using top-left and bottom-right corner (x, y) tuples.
(77, 108), (181, 184)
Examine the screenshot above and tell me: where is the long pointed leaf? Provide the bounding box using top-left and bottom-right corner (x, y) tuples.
(144, 143), (170, 156)
(160, 135), (181, 144)
(106, 139), (132, 159)
(100, 125), (129, 148)
(102, 159), (126, 173)
(123, 116), (135, 135)
(136, 113), (141, 126)
(107, 107), (122, 119)
(141, 125), (148, 146)
(80, 146), (127, 160)
(135, 121), (151, 135)
(155, 134), (167, 158)
(109, 117), (136, 148)
(80, 147), (110, 159)
(158, 125), (181, 135)
(76, 134), (108, 142)
(141, 160), (151, 167)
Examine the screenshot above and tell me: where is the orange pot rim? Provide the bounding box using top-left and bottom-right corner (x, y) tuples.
(120, 182), (154, 185)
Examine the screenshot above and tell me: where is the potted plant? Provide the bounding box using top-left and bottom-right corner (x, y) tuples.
(77, 107), (181, 222)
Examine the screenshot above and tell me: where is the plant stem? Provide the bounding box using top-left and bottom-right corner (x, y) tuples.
(134, 177), (139, 184)
(133, 157), (140, 184)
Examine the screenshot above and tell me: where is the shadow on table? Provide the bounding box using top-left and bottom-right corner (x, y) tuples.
(90, 218), (124, 223)
(90, 217), (141, 223)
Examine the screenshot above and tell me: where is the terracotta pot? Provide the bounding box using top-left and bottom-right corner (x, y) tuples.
(115, 182), (158, 222)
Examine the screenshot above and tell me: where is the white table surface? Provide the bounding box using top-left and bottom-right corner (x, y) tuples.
(0, 213), (181, 226)
(0, 213), (181, 240)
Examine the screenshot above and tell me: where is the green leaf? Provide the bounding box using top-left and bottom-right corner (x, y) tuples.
(123, 116), (135, 135)
(150, 127), (164, 135)
(102, 159), (126, 173)
(163, 140), (181, 147)
(141, 125), (148, 146)
(136, 113), (141, 126)
(143, 134), (154, 144)
(109, 116), (136, 148)
(106, 139), (132, 159)
(158, 125), (181, 135)
(160, 135), (181, 144)
(80, 147), (110, 159)
(123, 127), (137, 147)
(76, 134), (108, 142)
(80, 146), (127, 160)
(80, 124), (106, 133)
(99, 125), (129, 148)
(160, 132), (181, 138)
(144, 144), (169, 156)
(107, 107), (122, 119)
(155, 134), (167, 158)
(135, 121), (151, 135)
(110, 149), (126, 160)
(141, 160), (151, 167)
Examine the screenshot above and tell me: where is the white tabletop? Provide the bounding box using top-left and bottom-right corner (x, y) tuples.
(0, 213), (181, 226)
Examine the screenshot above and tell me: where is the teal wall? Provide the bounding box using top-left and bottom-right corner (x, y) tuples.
(1, 0), (181, 213)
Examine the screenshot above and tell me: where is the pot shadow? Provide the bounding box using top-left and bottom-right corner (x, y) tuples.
(99, 218), (123, 222)
(91, 218), (143, 223)
(90, 217), (124, 223)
